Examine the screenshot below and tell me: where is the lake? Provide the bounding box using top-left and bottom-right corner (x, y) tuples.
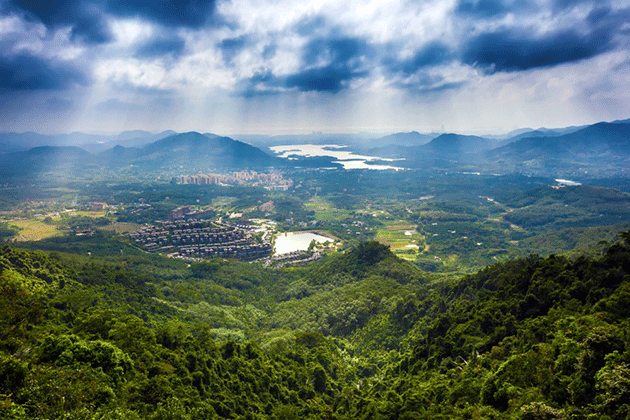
(270, 144), (403, 170)
(274, 231), (334, 255)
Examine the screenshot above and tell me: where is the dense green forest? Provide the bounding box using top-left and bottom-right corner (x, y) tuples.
(2, 233), (630, 419)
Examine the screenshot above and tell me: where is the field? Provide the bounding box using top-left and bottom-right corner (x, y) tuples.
(375, 220), (424, 260)
(305, 196), (350, 221)
(9, 218), (61, 242)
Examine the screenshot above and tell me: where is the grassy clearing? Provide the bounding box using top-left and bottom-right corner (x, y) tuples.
(306, 197), (350, 221)
(10, 219), (61, 242)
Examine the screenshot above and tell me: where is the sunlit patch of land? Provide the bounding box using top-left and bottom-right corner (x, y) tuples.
(375, 220), (425, 260)
(9, 219), (61, 242)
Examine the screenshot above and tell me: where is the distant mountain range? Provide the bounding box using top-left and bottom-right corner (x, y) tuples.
(0, 119), (628, 179)
(0, 132), (279, 179)
(0, 130), (179, 154)
(365, 120), (630, 178)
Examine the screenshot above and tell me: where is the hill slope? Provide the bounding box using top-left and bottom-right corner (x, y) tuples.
(2, 234), (630, 419)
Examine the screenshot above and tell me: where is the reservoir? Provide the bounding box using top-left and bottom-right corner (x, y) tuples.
(270, 144), (403, 170)
(274, 232), (333, 255)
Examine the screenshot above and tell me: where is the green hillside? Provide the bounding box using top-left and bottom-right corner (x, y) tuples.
(1, 233), (630, 419)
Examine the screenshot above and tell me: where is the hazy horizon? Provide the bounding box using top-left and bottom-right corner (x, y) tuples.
(2, 116), (626, 140)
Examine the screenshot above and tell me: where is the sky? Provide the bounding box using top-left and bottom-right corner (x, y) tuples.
(0, 0), (629, 136)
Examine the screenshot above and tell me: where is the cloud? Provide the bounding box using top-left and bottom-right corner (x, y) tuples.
(302, 37), (371, 67)
(0, 54), (86, 90)
(455, 0), (509, 18)
(5, 0), (111, 43)
(218, 35), (248, 63)
(289, 36), (372, 92)
(294, 14), (329, 37)
(385, 42), (453, 76)
(461, 27), (616, 73)
(239, 64), (368, 97)
(552, 0), (598, 12)
(4, 0), (224, 46)
(285, 65), (367, 93)
(135, 36), (186, 58)
(237, 35), (373, 96)
(106, 0), (220, 29)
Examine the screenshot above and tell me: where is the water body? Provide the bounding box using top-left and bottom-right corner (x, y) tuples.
(270, 144), (403, 170)
(555, 179), (582, 186)
(274, 232), (333, 255)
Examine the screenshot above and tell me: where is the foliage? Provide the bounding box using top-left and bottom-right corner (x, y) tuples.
(0, 232), (630, 418)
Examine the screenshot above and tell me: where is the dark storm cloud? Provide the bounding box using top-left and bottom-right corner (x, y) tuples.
(384, 42), (452, 76)
(461, 27), (616, 73)
(239, 63), (368, 97)
(586, 5), (630, 34)
(238, 35), (373, 96)
(106, 0), (220, 28)
(293, 36), (373, 92)
(4, 0), (222, 45)
(0, 55), (86, 90)
(389, 69), (465, 94)
(285, 65), (367, 93)
(135, 36), (186, 58)
(5, 0), (110, 43)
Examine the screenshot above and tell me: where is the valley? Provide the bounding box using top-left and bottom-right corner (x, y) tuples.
(1, 121), (630, 420)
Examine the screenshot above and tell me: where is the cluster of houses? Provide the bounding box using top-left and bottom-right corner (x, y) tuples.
(263, 250), (323, 268)
(130, 220), (272, 261)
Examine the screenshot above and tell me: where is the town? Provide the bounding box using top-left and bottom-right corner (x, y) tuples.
(178, 170), (293, 191)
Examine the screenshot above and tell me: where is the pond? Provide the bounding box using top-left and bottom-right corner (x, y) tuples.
(274, 232), (334, 255)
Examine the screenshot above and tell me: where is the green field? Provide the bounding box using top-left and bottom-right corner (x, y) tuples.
(305, 196), (351, 221)
(375, 220), (425, 260)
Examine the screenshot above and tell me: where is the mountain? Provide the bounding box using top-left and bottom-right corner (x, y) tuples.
(0, 145), (95, 177)
(486, 121), (630, 177)
(375, 131), (438, 146)
(0, 132), (280, 178)
(81, 130), (177, 153)
(2, 230), (630, 419)
(0, 131), (57, 153)
(490, 121), (630, 159)
(98, 145), (141, 166)
(422, 133), (495, 155)
(102, 131), (277, 170)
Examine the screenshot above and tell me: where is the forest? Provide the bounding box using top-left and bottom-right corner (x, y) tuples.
(1, 232), (630, 419)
